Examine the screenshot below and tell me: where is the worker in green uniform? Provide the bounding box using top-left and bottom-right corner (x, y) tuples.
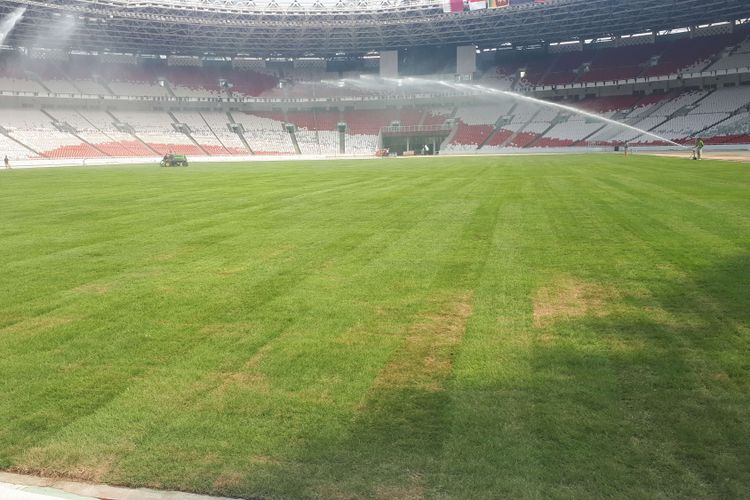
(693, 138), (704, 160)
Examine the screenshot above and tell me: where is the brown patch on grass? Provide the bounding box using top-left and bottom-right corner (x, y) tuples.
(214, 370), (271, 398)
(265, 244), (293, 259)
(375, 484), (425, 500)
(201, 322), (256, 337)
(639, 305), (683, 329)
(0, 316), (75, 336)
(250, 455), (280, 465)
(12, 456), (115, 484)
(315, 484), (358, 500)
(335, 326), (381, 347)
(371, 292), (474, 393)
(213, 470), (245, 490)
(211, 344), (274, 400)
(711, 372), (730, 382)
(538, 333), (556, 344)
(335, 330), (360, 346)
(72, 282), (111, 295)
(533, 277), (613, 328)
(217, 266), (246, 276)
(68, 456), (115, 483)
(152, 252), (177, 262)
(605, 336), (648, 353)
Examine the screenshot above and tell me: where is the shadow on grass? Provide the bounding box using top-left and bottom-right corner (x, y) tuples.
(460, 253), (750, 498)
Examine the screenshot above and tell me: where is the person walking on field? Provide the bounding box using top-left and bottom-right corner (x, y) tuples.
(693, 137), (704, 160)
(4, 155), (9, 169)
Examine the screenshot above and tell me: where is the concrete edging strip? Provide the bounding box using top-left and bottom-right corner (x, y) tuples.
(0, 472), (240, 500)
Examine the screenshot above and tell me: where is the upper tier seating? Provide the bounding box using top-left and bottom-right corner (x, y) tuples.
(641, 35), (733, 77)
(423, 107), (453, 126)
(706, 37), (750, 71)
(476, 67), (515, 90)
(399, 108), (424, 127)
(227, 70), (279, 97)
(166, 67), (223, 98)
(0, 68), (46, 94)
(34, 64), (80, 94)
(344, 109), (399, 135)
(287, 110), (340, 131)
(489, 30), (748, 88)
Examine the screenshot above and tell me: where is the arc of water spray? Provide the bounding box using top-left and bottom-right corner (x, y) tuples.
(344, 76), (686, 149)
(0, 6), (26, 46)
(454, 82), (687, 148)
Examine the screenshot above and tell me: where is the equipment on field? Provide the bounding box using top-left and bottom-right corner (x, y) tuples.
(161, 154), (188, 167)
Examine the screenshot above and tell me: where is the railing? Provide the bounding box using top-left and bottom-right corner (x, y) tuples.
(380, 124), (452, 133)
(533, 66), (750, 91)
(31, 0), (445, 15)
(0, 89), (474, 104)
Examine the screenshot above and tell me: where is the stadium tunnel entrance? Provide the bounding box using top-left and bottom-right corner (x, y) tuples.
(380, 125), (451, 156)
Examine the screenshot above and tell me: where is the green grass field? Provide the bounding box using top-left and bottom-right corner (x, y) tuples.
(1, 155), (749, 499)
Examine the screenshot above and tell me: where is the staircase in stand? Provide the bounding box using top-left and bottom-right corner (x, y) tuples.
(168, 111), (208, 155)
(500, 109), (541, 148)
(288, 127), (302, 154)
(199, 111), (232, 154)
(226, 111), (254, 154)
(0, 126), (43, 158)
(41, 109), (111, 157)
(106, 110), (159, 155)
(573, 123), (609, 147)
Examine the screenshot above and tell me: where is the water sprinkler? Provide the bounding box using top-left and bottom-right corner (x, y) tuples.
(0, 6), (26, 46)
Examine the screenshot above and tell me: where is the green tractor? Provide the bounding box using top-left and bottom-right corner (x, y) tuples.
(160, 154), (189, 167)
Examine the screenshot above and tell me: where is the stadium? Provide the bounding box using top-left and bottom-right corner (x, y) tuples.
(1, 0), (750, 498)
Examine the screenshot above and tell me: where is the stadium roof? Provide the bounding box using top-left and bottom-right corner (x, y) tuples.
(1, 0), (750, 58)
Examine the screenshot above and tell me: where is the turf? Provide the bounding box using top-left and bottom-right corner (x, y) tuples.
(0, 155), (749, 499)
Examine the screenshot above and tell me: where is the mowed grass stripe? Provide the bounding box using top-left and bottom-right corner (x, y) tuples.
(1, 156), (749, 498)
(434, 156), (750, 498)
(2, 163), (446, 458)
(0, 164), (416, 274)
(2, 162), (490, 494)
(0, 163), (443, 325)
(279, 166), (501, 498)
(536, 161), (736, 494)
(598, 168), (750, 254)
